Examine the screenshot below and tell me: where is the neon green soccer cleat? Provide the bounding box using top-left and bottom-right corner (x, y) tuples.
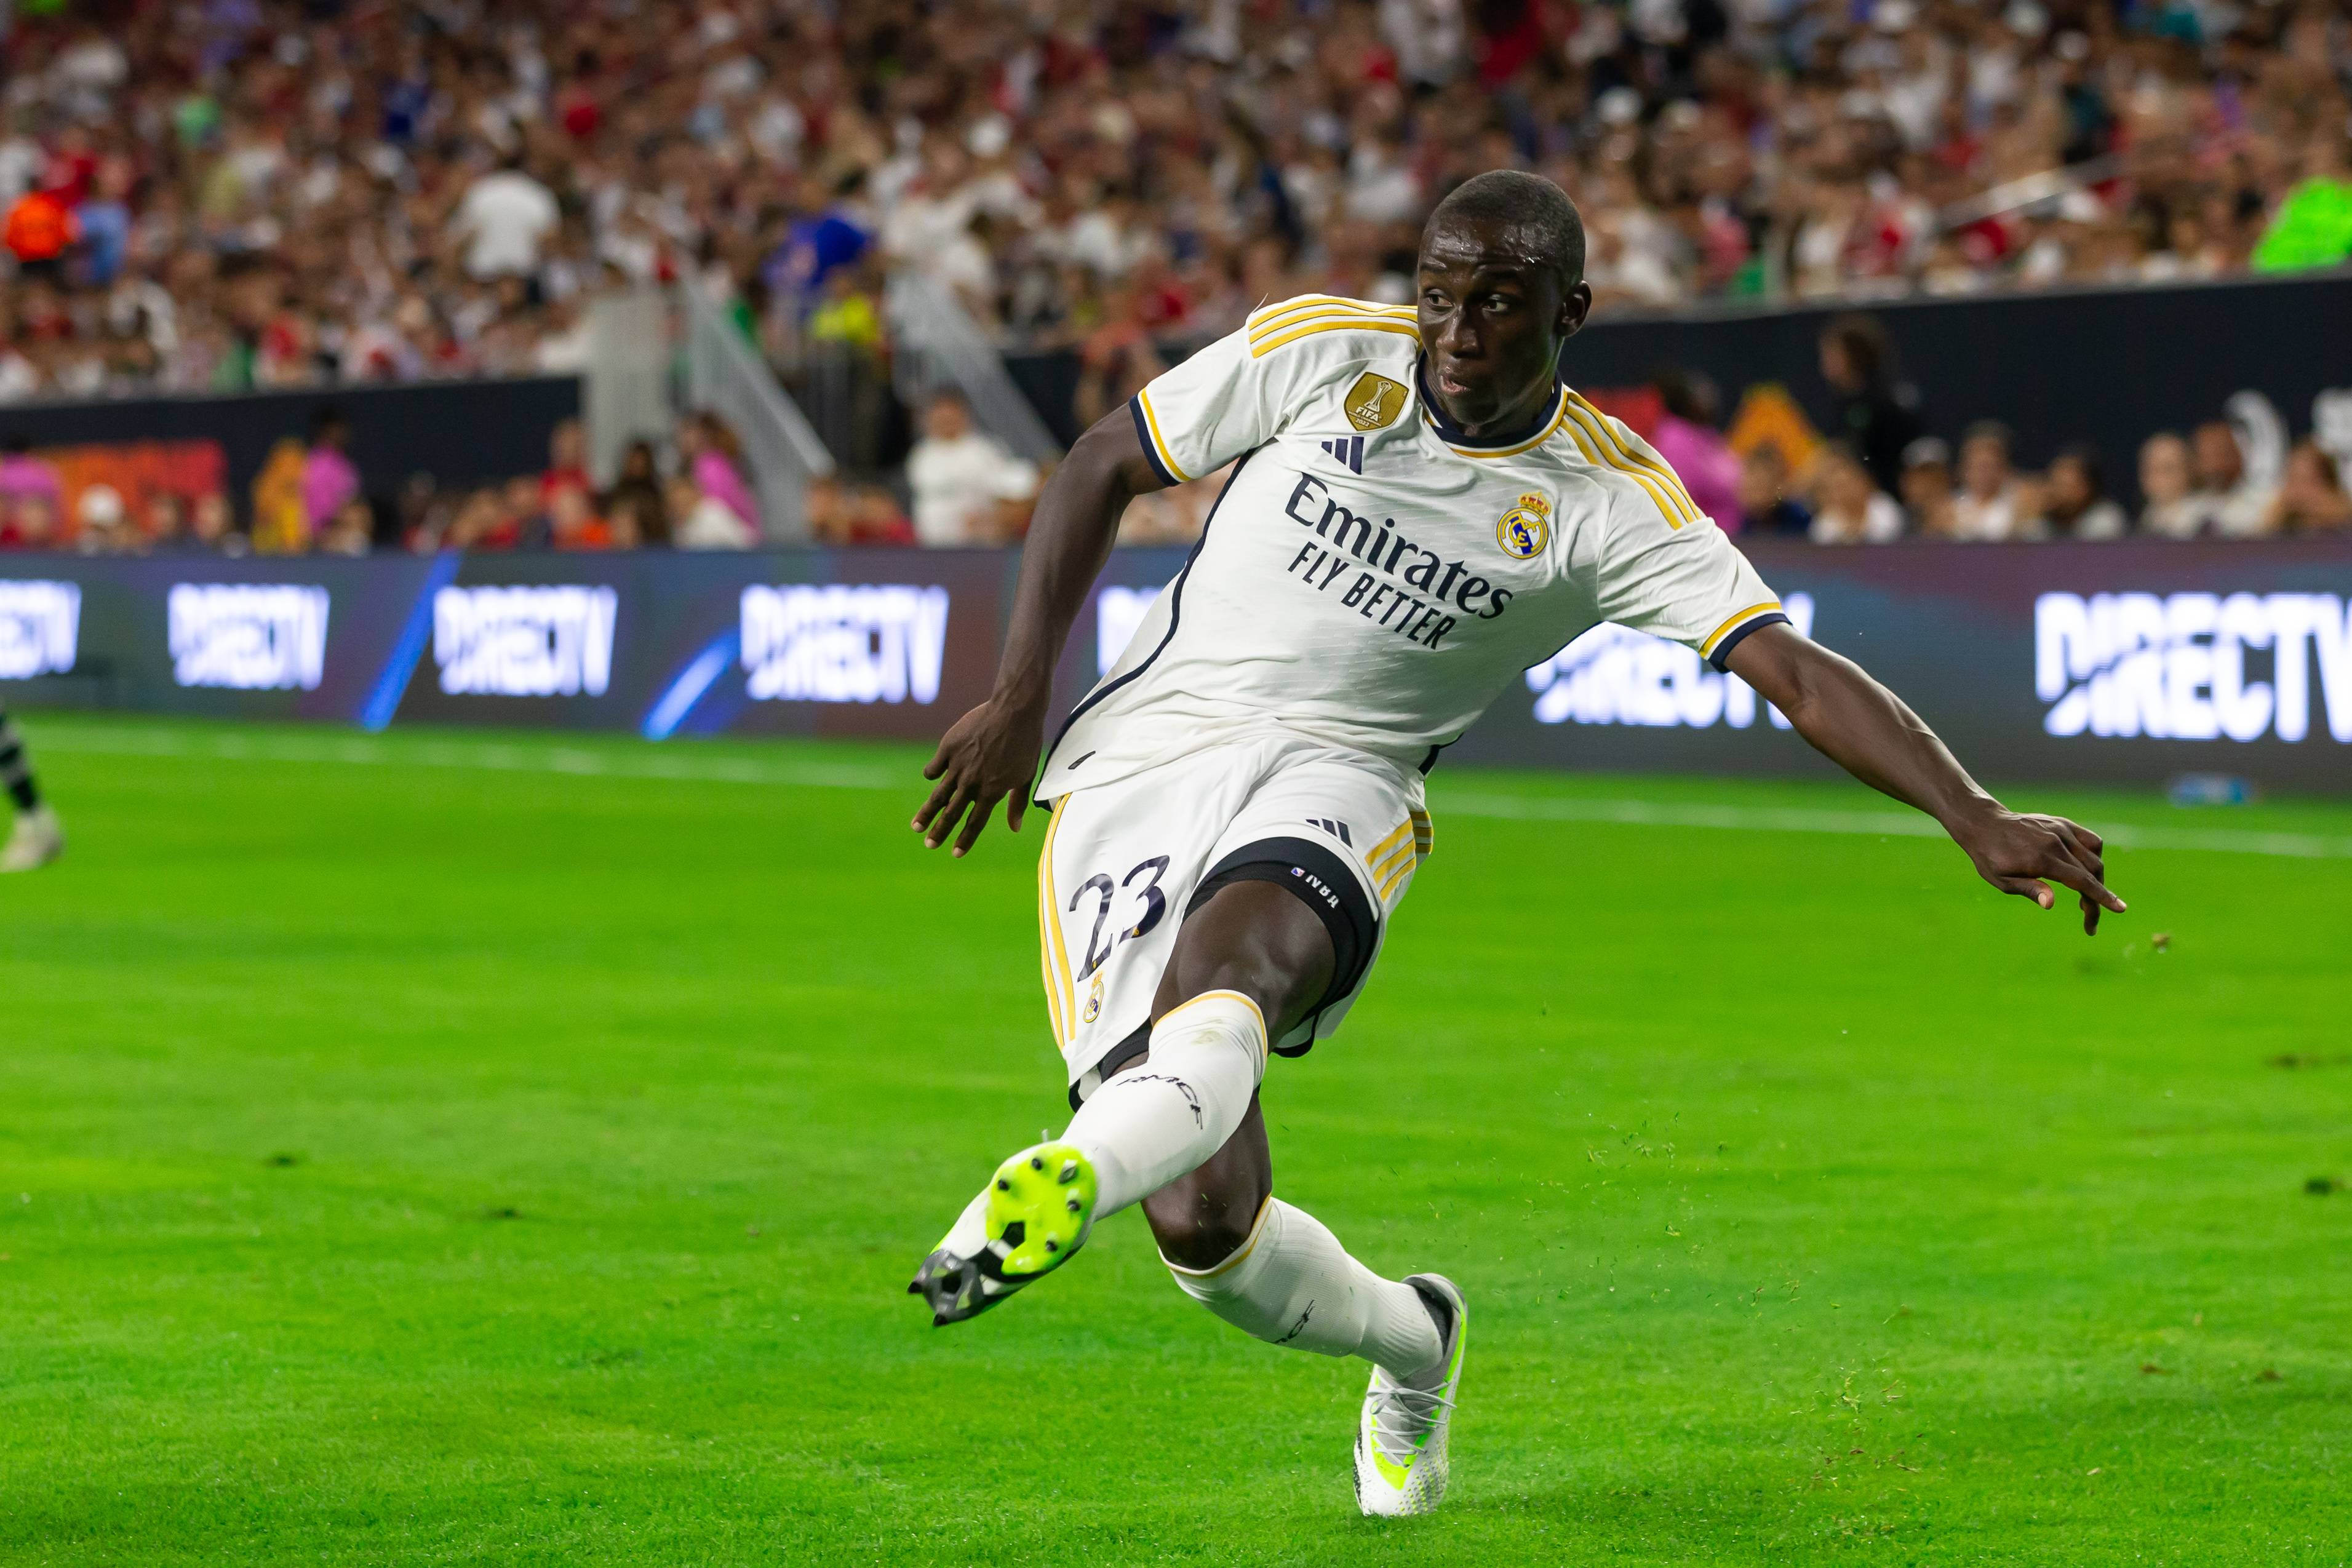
(907, 1142), (1098, 1326)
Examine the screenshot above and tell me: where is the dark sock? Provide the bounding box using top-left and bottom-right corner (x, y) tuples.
(0, 715), (39, 813)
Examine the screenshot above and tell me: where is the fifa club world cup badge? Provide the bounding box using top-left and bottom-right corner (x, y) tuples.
(1342, 372), (1408, 432)
(1082, 974), (1104, 1025)
(1496, 493), (1552, 560)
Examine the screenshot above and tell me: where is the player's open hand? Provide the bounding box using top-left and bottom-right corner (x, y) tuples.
(1949, 808), (2126, 934)
(912, 696), (1045, 857)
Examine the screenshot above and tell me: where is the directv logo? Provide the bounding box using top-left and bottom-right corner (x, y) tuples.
(739, 583), (949, 704)
(2036, 591), (2352, 743)
(433, 584), (618, 698)
(169, 583), (330, 691)
(0, 579), (79, 679)
(1525, 594), (1814, 730)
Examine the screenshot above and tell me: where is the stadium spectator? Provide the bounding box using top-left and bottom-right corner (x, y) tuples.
(250, 438), (311, 554)
(0, 436), (62, 539)
(73, 484), (127, 554)
(667, 476), (757, 551)
(1808, 443), (1907, 545)
(2042, 446), (2128, 541)
(301, 408), (359, 539)
(1818, 317), (1923, 496)
(549, 487), (614, 552)
(2190, 421), (2279, 537)
(321, 499), (373, 557)
(450, 156), (561, 282)
(1646, 370), (1742, 531)
(1951, 422), (2044, 541)
(602, 441), (671, 547)
(188, 491), (243, 555)
(541, 420), (593, 510)
(680, 411), (760, 541)
(906, 389), (1038, 547)
(1898, 439), (1959, 539)
(1736, 445), (1812, 537)
(2266, 440), (2352, 534)
(2137, 433), (2217, 539)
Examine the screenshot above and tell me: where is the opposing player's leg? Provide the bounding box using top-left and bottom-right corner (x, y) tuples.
(0, 707), (62, 874)
(1134, 882), (1464, 1516)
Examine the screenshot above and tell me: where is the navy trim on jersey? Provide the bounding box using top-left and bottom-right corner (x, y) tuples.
(1032, 453), (1253, 808)
(1415, 358), (1565, 451)
(1129, 394), (1182, 487)
(1707, 611), (1791, 672)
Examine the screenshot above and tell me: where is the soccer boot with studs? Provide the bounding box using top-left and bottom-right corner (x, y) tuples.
(908, 1141), (1097, 1326)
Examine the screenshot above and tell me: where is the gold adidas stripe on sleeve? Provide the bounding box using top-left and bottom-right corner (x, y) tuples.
(1246, 295), (1419, 337)
(1558, 398), (1695, 531)
(1248, 312), (1422, 359)
(1565, 393), (1704, 528)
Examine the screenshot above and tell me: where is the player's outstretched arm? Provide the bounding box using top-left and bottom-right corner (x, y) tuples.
(912, 409), (1169, 857)
(1724, 623), (2126, 934)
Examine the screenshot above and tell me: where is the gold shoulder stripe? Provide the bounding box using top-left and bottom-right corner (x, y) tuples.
(1558, 399), (1691, 530)
(1134, 388), (1192, 484)
(1566, 393), (1704, 527)
(1248, 316), (1422, 359)
(1247, 295), (1418, 335)
(1700, 602), (1785, 657)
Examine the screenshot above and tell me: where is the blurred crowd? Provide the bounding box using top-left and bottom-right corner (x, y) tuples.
(1, 0), (2348, 408)
(0, 405), (794, 554)
(1652, 313), (2352, 541)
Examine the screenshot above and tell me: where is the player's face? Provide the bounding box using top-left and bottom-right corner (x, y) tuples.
(1415, 220), (1592, 436)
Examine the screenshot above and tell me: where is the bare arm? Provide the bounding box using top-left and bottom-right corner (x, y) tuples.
(911, 408), (1167, 856)
(1725, 623), (2126, 934)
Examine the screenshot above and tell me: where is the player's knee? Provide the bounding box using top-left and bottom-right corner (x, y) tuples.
(1146, 1182), (1262, 1272)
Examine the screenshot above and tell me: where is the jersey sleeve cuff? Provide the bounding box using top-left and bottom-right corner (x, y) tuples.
(1705, 609), (1790, 671)
(1128, 391), (1187, 487)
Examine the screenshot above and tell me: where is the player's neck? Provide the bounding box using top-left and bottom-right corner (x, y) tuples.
(1417, 359), (1561, 446)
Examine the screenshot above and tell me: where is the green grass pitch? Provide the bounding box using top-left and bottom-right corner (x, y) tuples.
(2, 712), (2348, 1566)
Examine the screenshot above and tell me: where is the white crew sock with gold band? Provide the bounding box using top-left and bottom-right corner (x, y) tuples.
(1062, 990), (1267, 1217)
(1165, 1198), (1444, 1375)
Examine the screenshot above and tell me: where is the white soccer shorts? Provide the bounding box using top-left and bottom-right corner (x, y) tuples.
(1034, 734), (1433, 1105)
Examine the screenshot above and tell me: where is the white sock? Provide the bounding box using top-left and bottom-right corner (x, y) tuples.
(1062, 990), (1266, 1216)
(1165, 1198), (1443, 1377)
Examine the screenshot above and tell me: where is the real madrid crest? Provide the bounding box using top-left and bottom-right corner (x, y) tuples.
(1342, 372), (1408, 432)
(1496, 492), (1551, 560)
(1082, 974), (1104, 1025)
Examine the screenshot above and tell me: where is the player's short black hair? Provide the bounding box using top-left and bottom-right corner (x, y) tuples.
(1424, 170), (1587, 296)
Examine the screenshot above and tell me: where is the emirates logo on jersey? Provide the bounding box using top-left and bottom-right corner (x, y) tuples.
(1343, 372), (1408, 432)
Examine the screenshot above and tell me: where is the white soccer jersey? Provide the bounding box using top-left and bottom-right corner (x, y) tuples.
(1038, 295), (1787, 797)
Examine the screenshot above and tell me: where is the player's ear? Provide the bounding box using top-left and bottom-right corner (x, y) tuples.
(1558, 281), (1593, 340)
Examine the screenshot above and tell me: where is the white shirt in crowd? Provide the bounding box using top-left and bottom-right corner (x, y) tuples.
(1951, 485), (2043, 541)
(907, 431), (1038, 546)
(674, 496), (759, 550)
(450, 169), (560, 279)
(1809, 490), (1905, 544)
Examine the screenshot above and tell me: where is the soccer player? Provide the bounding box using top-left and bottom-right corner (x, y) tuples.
(0, 705), (62, 872)
(907, 171), (2123, 1516)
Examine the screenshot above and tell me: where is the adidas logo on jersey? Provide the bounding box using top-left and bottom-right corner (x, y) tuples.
(1318, 435), (1365, 474)
(1304, 817), (1353, 845)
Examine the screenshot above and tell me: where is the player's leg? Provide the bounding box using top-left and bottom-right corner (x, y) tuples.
(1130, 880), (1462, 1514)
(905, 894), (1291, 1326)
(0, 706), (62, 873)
